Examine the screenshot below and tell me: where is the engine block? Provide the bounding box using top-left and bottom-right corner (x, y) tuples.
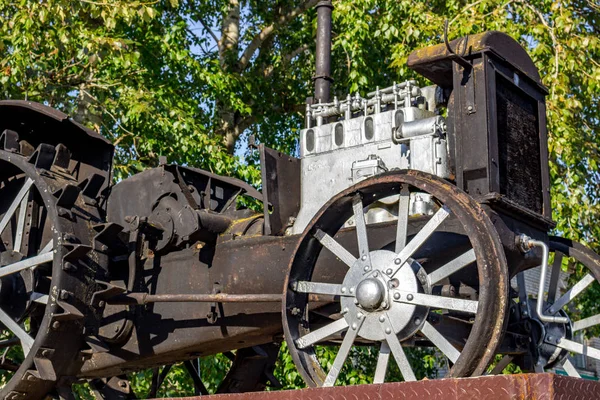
(293, 81), (450, 233)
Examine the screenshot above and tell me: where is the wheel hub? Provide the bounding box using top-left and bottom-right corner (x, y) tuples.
(340, 250), (429, 341)
(525, 298), (572, 369)
(355, 278), (386, 311)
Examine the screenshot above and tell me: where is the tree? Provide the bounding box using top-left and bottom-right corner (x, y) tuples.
(1, 0), (599, 395)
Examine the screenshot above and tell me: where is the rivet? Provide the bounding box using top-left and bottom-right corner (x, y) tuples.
(52, 321), (61, 330)
(548, 336), (553, 342)
(393, 292), (401, 300)
(354, 299), (359, 305)
(357, 313), (363, 320)
(373, 271), (379, 277)
(550, 308), (555, 314)
(349, 287), (354, 294)
(381, 302), (387, 308)
(414, 318), (421, 325)
(361, 255), (367, 261)
(556, 338), (561, 344)
(379, 315), (385, 322)
(386, 269), (393, 275)
(407, 294), (414, 301)
(394, 258), (401, 265)
(41, 349), (51, 357)
(342, 307), (349, 315)
(98, 300), (106, 308)
(341, 287), (347, 293)
(364, 266), (370, 272)
(467, 105), (473, 111)
(352, 323), (358, 330)
(385, 327), (392, 334)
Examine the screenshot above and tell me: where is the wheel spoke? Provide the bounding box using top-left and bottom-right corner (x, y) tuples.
(572, 313), (600, 332)
(395, 186), (410, 253)
(394, 291), (478, 314)
(352, 194), (371, 266)
(39, 240), (54, 255)
(0, 178), (34, 236)
(489, 355), (513, 375)
(428, 249), (476, 285)
(549, 273), (595, 314)
(30, 292), (48, 305)
(557, 338), (600, 361)
(314, 229), (356, 268)
(0, 251), (53, 279)
(323, 315), (364, 386)
(562, 358), (581, 378)
(420, 321), (460, 363)
(382, 313), (416, 381)
(390, 206), (450, 277)
(295, 318), (349, 349)
(292, 281), (351, 297)
(547, 252), (564, 304)
(13, 195), (29, 252)
(0, 306), (34, 356)
(373, 341), (390, 384)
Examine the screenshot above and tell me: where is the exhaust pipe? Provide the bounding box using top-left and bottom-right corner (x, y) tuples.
(314, 0), (333, 103)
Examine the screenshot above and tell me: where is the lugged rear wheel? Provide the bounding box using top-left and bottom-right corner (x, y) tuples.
(0, 144), (106, 399)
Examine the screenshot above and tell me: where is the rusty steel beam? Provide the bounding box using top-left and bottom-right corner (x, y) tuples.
(107, 293), (282, 305)
(153, 373), (600, 399)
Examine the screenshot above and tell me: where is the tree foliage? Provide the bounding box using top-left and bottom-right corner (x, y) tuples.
(1, 0), (599, 396)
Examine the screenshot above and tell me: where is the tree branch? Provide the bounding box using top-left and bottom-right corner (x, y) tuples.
(237, 0), (319, 71)
(263, 43), (309, 78)
(198, 17), (219, 46)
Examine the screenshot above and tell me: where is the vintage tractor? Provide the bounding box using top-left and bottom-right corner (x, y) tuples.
(0, 4), (599, 399)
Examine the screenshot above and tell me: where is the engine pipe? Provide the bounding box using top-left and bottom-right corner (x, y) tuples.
(314, 0), (333, 103)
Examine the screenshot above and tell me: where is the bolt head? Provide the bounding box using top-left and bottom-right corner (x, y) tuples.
(393, 292), (401, 300)
(406, 294), (414, 301)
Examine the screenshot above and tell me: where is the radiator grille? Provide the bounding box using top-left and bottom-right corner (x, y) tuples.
(496, 75), (543, 214)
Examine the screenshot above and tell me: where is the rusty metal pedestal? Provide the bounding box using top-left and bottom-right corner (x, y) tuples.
(155, 374), (600, 400)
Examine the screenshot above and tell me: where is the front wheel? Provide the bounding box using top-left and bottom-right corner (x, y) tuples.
(283, 170), (509, 387)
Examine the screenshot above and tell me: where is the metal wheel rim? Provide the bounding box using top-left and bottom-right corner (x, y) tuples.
(0, 151), (88, 399)
(283, 169), (509, 386)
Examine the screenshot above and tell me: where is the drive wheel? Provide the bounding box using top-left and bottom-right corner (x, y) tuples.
(283, 170), (509, 386)
(0, 147), (101, 399)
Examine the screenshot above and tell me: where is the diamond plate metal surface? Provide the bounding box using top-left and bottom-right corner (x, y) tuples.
(152, 373), (600, 400)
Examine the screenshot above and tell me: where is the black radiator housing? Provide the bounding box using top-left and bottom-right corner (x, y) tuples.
(408, 31), (553, 231)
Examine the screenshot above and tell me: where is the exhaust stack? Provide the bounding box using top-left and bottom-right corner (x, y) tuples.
(314, 1), (333, 103)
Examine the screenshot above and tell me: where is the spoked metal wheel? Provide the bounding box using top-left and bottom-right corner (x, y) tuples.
(283, 170), (509, 387)
(0, 148), (100, 399)
(504, 237), (600, 378)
